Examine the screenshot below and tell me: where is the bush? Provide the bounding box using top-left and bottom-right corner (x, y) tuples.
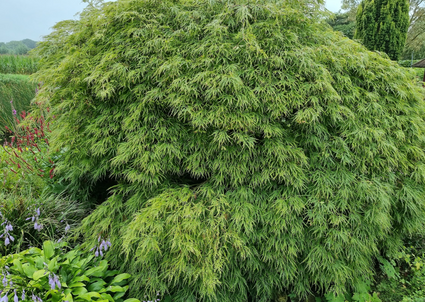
(33, 0), (425, 300)
(0, 240), (143, 302)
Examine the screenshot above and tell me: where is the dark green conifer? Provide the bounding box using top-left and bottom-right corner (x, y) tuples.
(354, 0), (409, 60)
(33, 0), (425, 300)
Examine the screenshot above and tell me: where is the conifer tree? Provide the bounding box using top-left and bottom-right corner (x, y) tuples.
(355, 0), (410, 60)
(33, 0), (425, 301)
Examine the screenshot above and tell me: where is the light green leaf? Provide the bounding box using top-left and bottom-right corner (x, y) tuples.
(78, 292), (101, 301)
(69, 282), (85, 288)
(84, 260), (108, 277)
(110, 273), (131, 285)
(12, 259), (23, 274)
(106, 285), (127, 293)
(72, 287), (88, 295)
(43, 241), (55, 260)
(100, 293), (114, 302)
(33, 269), (48, 280)
(74, 275), (90, 282)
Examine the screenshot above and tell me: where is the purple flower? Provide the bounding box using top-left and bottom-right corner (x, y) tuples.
(4, 238), (9, 246)
(0, 293), (8, 302)
(54, 274), (61, 290)
(48, 274), (60, 290)
(12, 110), (16, 116)
(2, 275), (7, 287)
(21, 290), (25, 301)
(13, 290), (18, 302)
(48, 274), (55, 290)
(28, 208), (42, 231)
(64, 224), (70, 233)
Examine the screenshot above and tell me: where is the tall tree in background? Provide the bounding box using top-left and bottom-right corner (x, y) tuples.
(354, 0), (409, 60)
(402, 0), (425, 58)
(342, 0), (361, 20)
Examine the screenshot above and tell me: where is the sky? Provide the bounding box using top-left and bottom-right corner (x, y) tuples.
(325, 0), (343, 13)
(0, 0), (343, 43)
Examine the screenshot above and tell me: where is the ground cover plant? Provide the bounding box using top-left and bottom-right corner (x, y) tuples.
(0, 74), (36, 141)
(32, 0), (425, 300)
(0, 240), (143, 302)
(0, 55), (38, 75)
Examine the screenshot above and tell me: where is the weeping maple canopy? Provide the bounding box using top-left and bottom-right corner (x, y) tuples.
(33, 0), (425, 300)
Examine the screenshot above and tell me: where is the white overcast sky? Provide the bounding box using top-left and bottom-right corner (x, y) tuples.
(0, 0), (343, 43)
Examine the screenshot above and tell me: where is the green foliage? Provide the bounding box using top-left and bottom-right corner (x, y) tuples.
(0, 74), (36, 140)
(373, 240), (425, 302)
(355, 0), (410, 60)
(323, 281), (381, 302)
(0, 193), (86, 255)
(327, 12), (356, 39)
(0, 55), (39, 75)
(33, 0), (425, 300)
(0, 241), (141, 302)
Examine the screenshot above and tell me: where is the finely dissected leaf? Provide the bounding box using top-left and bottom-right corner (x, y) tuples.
(33, 0), (425, 301)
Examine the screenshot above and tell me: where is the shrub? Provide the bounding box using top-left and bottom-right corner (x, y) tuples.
(33, 0), (425, 300)
(0, 240), (143, 302)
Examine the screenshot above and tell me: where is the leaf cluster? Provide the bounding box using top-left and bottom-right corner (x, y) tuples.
(0, 241), (140, 302)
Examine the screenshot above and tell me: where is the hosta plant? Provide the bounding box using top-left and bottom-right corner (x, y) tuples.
(33, 0), (425, 300)
(0, 240), (141, 302)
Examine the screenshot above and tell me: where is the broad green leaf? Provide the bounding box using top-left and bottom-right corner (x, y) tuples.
(33, 269), (48, 281)
(12, 259), (23, 274)
(69, 282), (85, 288)
(113, 291), (126, 300)
(78, 292), (101, 301)
(88, 280), (107, 292)
(63, 293), (74, 302)
(100, 293), (114, 302)
(43, 241), (55, 260)
(106, 285), (127, 293)
(123, 299), (141, 302)
(84, 260), (108, 277)
(72, 287), (88, 295)
(74, 275), (90, 282)
(110, 273), (131, 285)
(48, 257), (59, 272)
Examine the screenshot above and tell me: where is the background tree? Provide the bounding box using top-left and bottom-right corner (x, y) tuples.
(355, 0), (410, 60)
(342, 0), (361, 20)
(33, 0), (425, 301)
(0, 46), (9, 55)
(327, 12), (356, 38)
(0, 40), (38, 55)
(401, 0), (425, 58)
